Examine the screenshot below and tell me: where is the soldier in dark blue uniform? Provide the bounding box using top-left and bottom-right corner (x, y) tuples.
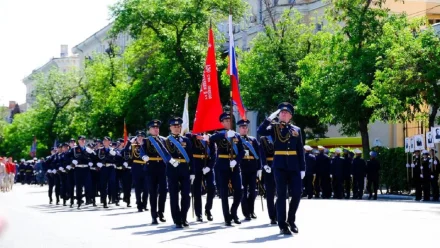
(46, 148), (58, 204)
(259, 134), (277, 225)
(165, 117), (195, 228)
(70, 135), (95, 209)
(257, 102), (306, 235)
(114, 139), (125, 205)
(96, 136), (120, 208)
(125, 131), (149, 212)
(342, 149), (353, 199)
(351, 149), (366, 199)
(237, 119), (260, 221)
(330, 148), (344, 199)
(25, 161), (33, 185)
(420, 150), (431, 201)
(366, 151), (380, 200)
(117, 139), (133, 207)
(430, 149), (439, 201)
(412, 150), (422, 201)
(185, 132), (216, 222)
(208, 112), (245, 226)
(303, 145), (316, 199)
(66, 139), (77, 206)
(139, 120), (176, 224)
(59, 143), (71, 206)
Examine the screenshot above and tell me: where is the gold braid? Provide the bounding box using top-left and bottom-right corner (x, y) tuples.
(166, 138), (177, 153)
(275, 124), (290, 143)
(262, 137), (274, 155)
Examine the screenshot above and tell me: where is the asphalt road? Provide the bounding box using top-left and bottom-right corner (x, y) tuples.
(0, 184), (439, 248)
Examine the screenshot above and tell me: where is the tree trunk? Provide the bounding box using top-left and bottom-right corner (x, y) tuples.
(359, 120), (370, 159)
(429, 104), (438, 130)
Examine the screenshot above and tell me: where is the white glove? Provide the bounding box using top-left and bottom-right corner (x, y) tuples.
(421, 166), (424, 170)
(435, 160), (438, 165)
(170, 158), (179, 167)
(301, 171), (305, 179)
(226, 130), (236, 138)
(431, 175), (434, 179)
(86, 147), (94, 154)
(97, 163), (103, 168)
(429, 159), (433, 163)
(142, 155), (149, 162)
(72, 160), (78, 165)
(263, 165), (271, 173)
(257, 170), (262, 179)
(109, 150), (116, 156)
(268, 109), (280, 121)
(406, 163), (410, 168)
(88, 162), (93, 167)
(203, 134), (209, 141)
(244, 150), (250, 157)
(66, 165), (72, 170)
(330, 174), (333, 178)
(202, 167), (210, 175)
(190, 174), (195, 184)
(58, 167), (64, 172)
(411, 163), (415, 168)
(130, 137), (136, 143)
(313, 174), (316, 177)
(123, 162), (128, 168)
(420, 174), (423, 178)
(230, 160), (237, 168)
(39, 170), (42, 173)
(350, 174), (353, 178)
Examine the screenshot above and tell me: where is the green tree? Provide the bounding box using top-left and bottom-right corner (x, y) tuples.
(239, 7), (327, 138)
(110, 0), (248, 134)
(297, 0), (408, 158)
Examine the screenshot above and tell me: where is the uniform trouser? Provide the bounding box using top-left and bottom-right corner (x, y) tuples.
(54, 174), (61, 201)
(122, 168), (132, 204)
(274, 168), (302, 230)
(216, 168), (242, 222)
(132, 164), (148, 210)
(20, 172), (25, 184)
(263, 171), (277, 220)
(431, 177), (439, 201)
(313, 174), (321, 197)
(115, 169), (124, 201)
(241, 171), (257, 217)
(67, 170), (75, 204)
(422, 177), (431, 201)
(193, 169), (215, 217)
(367, 178), (379, 198)
(100, 166), (116, 204)
(60, 172), (68, 200)
(9, 174), (15, 189)
(48, 174), (55, 201)
(352, 176), (365, 198)
(168, 171), (190, 225)
(147, 164), (167, 219)
(90, 169), (99, 201)
(303, 174), (314, 198)
(75, 167), (91, 204)
(343, 176), (351, 198)
(25, 172), (32, 184)
(413, 177), (422, 200)
(321, 174), (332, 198)
(332, 176), (343, 199)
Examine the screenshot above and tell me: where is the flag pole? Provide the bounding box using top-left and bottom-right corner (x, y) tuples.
(229, 6), (235, 173)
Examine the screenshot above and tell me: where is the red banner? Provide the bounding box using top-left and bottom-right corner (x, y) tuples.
(123, 120), (128, 145)
(192, 28), (224, 133)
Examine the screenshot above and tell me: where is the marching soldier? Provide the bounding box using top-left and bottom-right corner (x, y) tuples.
(165, 117), (195, 228)
(185, 132), (216, 222)
(315, 146), (331, 199)
(259, 134), (277, 225)
(137, 120), (176, 224)
(59, 143), (71, 206)
(25, 160), (33, 185)
(366, 151), (380, 200)
(96, 137), (120, 208)
(116, 139), (132, 207)
(257, 102), (306, 235)
(303, 145), (316, 199)
(46, 148), (59, 204)
(70, 135), (95, 209)
(430, 149), (439, 201)
(114, 139), (125, 205)
(421, 150), (431, 201)
(342, 149), (352, 199)
(412, 150), (422, 201)
(330, 148), (344, 199)
(207, 112), (245, 226)
(89, 142), (100, 206)
(18, 159), (26, 184)
(125, 132), (149, 212)
(237, 119), (260, 221)
(351, 149), (367, 199)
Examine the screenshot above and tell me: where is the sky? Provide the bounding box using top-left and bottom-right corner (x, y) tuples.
(0, 0), (119, 106)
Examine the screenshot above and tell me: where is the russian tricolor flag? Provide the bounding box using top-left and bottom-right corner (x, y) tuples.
(228, 15), (246, 120)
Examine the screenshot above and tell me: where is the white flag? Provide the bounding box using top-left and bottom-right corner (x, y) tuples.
(181, 93), (189, 135)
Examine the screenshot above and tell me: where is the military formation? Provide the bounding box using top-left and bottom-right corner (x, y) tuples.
(12, 102), (387, 235)
(407, 149), (440, 201)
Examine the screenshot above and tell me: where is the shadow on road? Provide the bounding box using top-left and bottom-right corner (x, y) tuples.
(239, 223), (274, 230)
(231, 233), (292, 243)
(112, 223), (149, 230)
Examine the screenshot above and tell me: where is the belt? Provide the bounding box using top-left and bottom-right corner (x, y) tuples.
(218, 154), (236, 159)
(105, 164), (116, 167)
(76, 164), (88, 168)
(133, 160), (145, 164)
(266, 157), (274, 161)
(126, 167), (132, 169)
(116, 167), (123, 170)
(274, 151), (297, 156)
(173, 158), (187, 163)
(244, 156), (255, 160)
(148, 157), (163, 161)
(26, 170), (32, 172)
(90, 167), (97, 171)
(193, 154), (208, 159)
